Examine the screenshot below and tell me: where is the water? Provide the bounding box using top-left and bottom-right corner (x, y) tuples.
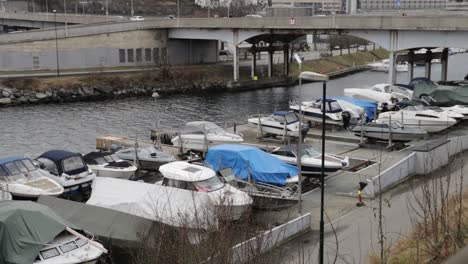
(1, 53), (467, 157)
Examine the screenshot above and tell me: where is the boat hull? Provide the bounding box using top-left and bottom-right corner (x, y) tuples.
(89, 166), (136, 179)
(290, 109), (343, 125)
(247, 119), (301, 137)
(354, 130), (425, 142)
(172, 136), (243, 152)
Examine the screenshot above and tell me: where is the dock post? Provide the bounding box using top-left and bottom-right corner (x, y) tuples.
(258, 115), (263, 138)
(388, 115), (392, 148)
(408, 50), (414, 81)
(360, 112), (364, 144)
(441, 48), (448, 81)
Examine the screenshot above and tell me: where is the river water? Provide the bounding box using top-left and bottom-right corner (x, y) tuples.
(1, 53), (468, 157)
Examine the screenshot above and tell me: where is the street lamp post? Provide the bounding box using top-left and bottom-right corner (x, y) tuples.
(298, 71), (329, 264)
(53, 10), (60, 77)
(294, 53), (303, 214)
(177, 0), (179, 27)
(131, 0), (134, 16)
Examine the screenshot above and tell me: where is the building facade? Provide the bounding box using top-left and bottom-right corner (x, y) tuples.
(270, 0), (343, 13)
(359, 0), (446, 11)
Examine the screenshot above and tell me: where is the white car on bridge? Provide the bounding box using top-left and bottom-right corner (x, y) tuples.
(130, 16), (144, 21)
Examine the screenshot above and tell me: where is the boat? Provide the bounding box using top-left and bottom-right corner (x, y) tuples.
(158, 161), (252, 221)
(289, 98), (345, 125)
(270, 144), (349, 176)
(367, 59), (408, 72)
(352, 121), (428, 142)
(36, 150), (95, 197)
(395, 100), (465, 120)
(171, 121), (243, 152)
(411, 78), (468, 107)
(376, 105), (457, 133)
(331, 96), (378, 122)
(247, 111), (309, 138)
(83, 151), (138, 179)
(87, 176), (251, 229)
(204, 144), (300, 209)
(344, 85), (409, 110)
(205, 144), (299, 186)
(0, 157), (64, 200)
(114, 146), (176, 171)
(0, 201), (106, 264)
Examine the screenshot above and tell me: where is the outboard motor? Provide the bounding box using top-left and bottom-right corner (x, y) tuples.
(301, 123), (310, 141)
(342, 111), (351, 130)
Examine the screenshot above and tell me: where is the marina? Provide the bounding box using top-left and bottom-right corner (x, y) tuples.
(2, 52), (468, 263)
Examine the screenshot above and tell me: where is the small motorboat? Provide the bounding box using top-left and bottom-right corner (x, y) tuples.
(376, 105), (457, 133)
(83, 151), (137, 179)
(36, 150), (95, 197)
(290, 98), (345, 125)
(270, 144), (349, 176)
(114, 146), (176, 171)
(247, 111), (309, 138)
(367, 59), (408, 72)
(0, 201), (106, 264)
(158, 161), (252, 221)
(0, 157), (64, 200)
(352, 121), (428, 142)
(205, 144), (300, 209)
(395, 100), (465, 120)
(344, 86), (407, 110)
(171, 121), (243, 152)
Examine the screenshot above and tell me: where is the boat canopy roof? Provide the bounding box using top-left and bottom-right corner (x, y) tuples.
(204, 144), (298, 186)
(318, 97), (338, 103)
(38, 150), (87, 176)
(159, 161), (216, 182)
(83, 151), (113, 163)
(0, 156), (28, 165)
(332, 96), (378, 121)
(273, 111), (292, 116)
(0, 201), (76, 264)
(0, 157), (37, 175)
(38, 150), (81, 162)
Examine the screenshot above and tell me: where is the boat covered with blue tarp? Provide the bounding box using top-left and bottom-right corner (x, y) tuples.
(204, 144), (298, 186)
(332, 96), (378, 122)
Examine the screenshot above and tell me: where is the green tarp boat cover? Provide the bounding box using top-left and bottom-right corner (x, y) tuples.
(413, 83), (468, 106)
(0, 201), (73, 264)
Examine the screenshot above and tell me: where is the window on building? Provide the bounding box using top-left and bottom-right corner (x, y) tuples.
(119, 49), (125, 63)
(161, 47), (167, 64)
(127, 49), (134, 63)
(136, 48), (142, 62)
(153, 48), (160, 65)
(145, 48), (151, 62)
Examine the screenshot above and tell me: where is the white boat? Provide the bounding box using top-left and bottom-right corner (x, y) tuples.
(352, 121), (428, 142)
(171, 121), (243, 152)
(376, 105), (457, 133)
(367, 59), (408, 72)
(395, 101), (465, 120)
(247, 111), (309, 137)
(441, 105), (468, 120)
(115, 146), (176, 171)
(344, 85), (409, 110)
(0, 201), (105, 264)
(83, 151), (137, 179)
(270, 144), (348, 176)
(0, 157), (64, 200)
(290, 98), (344, 125)
(36, 150), (95, 197)
(87, 175), (252, 229)
(158, 161), (252, 221)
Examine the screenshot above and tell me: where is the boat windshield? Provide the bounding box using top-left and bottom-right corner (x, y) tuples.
(405, 105), (427, 111)
(327, 101), (342, 113)
(183, 122), (226, 135)
(285, 113), (299, 124)
(300, 147), (320, 158)
(2, 159), (40, 182)
(62, 156), (86, 174)
(100, 154), (119, 163)
(193, 177), (225, 192)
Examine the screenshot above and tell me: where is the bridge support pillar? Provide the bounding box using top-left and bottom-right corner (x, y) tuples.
(251, 45), (257, 79)
(388, 51), (397, 84)
(441, 48), (448, 81)
(424, 49), (432, 80)
(408, 50), (414, 81)
(283, 44), (290, 76)
(233, 30), (239, 81)
(268, 48), (273, 78)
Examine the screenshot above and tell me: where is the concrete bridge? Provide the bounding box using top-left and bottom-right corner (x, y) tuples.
(1, 13), (468, 82)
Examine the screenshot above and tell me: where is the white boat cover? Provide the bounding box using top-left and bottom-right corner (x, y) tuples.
(86, 177), (217, 229)
(159, 161), (215, 182)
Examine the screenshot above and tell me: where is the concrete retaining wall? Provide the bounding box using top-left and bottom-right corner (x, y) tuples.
(365, 135), (468, 196)
(230, 213), (311, 264)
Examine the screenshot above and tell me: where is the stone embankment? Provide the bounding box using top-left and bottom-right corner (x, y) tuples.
(0, 78), (228, 107)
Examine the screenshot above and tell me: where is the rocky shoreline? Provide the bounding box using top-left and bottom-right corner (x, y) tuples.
(0, 79), (229, 107)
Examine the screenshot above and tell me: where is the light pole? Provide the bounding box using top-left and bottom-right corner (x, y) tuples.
(294, 53), (303, 214)
(298, 71), (329, 264)
(53, 10), (60, 77)
(131, 0), (134, 16)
